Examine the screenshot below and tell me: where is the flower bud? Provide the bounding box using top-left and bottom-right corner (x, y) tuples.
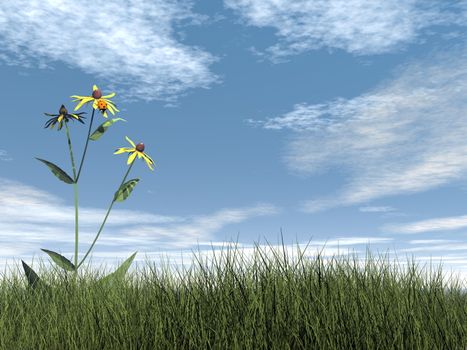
(92, 89), (102, 99)
(136, 143), (145, 152)
(59, 105), (68, 115)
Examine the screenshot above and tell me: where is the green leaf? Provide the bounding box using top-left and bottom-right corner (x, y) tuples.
(89, 118), (126, 141)
(114, 179), (139, 202)
(41, 249), (76, 272)
(21, 260), (52, 296)
(99, 252), (137, 287)
(21, 260), (41, 288)
(35, 158), (74, 184)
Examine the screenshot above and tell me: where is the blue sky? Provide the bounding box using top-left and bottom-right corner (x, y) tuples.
(1, 0), (467, 284)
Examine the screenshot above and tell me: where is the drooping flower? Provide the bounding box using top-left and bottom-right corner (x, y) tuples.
(71, 85), (119, 118)
(43, 105), (86, 130)
(114, 136), (155, 170)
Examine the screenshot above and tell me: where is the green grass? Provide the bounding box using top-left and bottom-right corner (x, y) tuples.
(0, 241), (466, 349)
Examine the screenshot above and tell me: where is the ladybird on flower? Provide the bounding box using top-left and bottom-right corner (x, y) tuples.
(71, 84), (119, 118)
(114, 136), (155, 170)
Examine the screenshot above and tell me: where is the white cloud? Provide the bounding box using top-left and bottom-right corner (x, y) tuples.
(0, 150), (12, 161)
(120, 204), (280, 248)
(0, 178), (181, 227)
(384, 215), (467, 234)
(359, 206), (395, 213)
(0, 177), (279, 267)
(255, 47), (467, 212)
(225, 0), (466, 59)
(0, 0), (218, 101)
(0, 177), (281, 278)
(318, 237), (392, 246)
(409, 239), (458, 244)
(401, 243), (467, 253)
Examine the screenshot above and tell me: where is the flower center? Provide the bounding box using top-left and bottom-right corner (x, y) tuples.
(59, 105), (68, 115)
(136, 143), (145, 152)
(92, 89), (102, 99)
(97, 99), (107, 111)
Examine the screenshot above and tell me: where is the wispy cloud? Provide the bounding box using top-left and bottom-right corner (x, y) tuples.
(0, 150), (12, 161)
(311, 236), (392, 247)
(253, 47), (467, 212)
(120, 204), (280, 249)
(401, 243), (467, 253)
(0, 178), (182, 227)
(0, 177), (279, 264)
(0, 0), (218, 101)
(384, 215), (467, 234)
(359, 206), (395, 213)
(225, 0), (466, 59)
(409, 239), (458, 245)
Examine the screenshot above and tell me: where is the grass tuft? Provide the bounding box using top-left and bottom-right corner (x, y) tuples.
(0, 241), (466, 349)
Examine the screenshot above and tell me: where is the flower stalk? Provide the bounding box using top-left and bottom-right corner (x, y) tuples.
(77, 161), (134, 270)
(65, 123), (79, 271)
(76, 108), (96, 182)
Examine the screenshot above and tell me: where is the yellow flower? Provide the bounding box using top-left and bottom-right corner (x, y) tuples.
(114, 136), (155, 170)
(71, 84), (119, 118)
(43, 105), (86, 130)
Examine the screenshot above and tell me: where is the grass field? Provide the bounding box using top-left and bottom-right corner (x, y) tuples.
(0, 241), (466, 349)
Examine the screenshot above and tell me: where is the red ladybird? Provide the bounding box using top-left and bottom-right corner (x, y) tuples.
(97, 99), (107, 111)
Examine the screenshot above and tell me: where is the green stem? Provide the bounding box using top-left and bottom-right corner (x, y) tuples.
(65, 123), (79, 271)
(76, 108), (95, 182)
(76, 161), (135, 270)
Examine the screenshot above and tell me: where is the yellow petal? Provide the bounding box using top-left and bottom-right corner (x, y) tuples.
(102, 92), (116, 99)
(102, 110), (108, 118)
(143, 154), (155, 170)
(144, 153), (155, 164)
(92, 100), (98, 109)
(58, 115), (64, 123)
(93, 85), (98, 91)
(106, 101), (119, 113)
(74, 97), (92, 111)
(143, 154), (154, 170)
(125, 136), (136, 148)
(137, 152), (143, 159)
(114, 147), (133, 154)
(145, 153), (154, 162)
(106, 105), (114, 114)
(127, 151), (137, 165)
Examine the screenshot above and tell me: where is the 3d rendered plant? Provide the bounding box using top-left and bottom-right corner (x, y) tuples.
(21, 85), (155, 290)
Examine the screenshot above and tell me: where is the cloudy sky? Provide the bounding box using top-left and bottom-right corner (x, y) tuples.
(1, 0), (467, 284)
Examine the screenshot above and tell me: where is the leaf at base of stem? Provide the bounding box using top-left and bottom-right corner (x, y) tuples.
(41, 248), (76, 272)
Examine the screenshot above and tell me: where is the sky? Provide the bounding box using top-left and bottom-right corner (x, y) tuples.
(1, 0), (467, 285)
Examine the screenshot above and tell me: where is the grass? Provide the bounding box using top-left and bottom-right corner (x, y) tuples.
(0, 240), (466, 349)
